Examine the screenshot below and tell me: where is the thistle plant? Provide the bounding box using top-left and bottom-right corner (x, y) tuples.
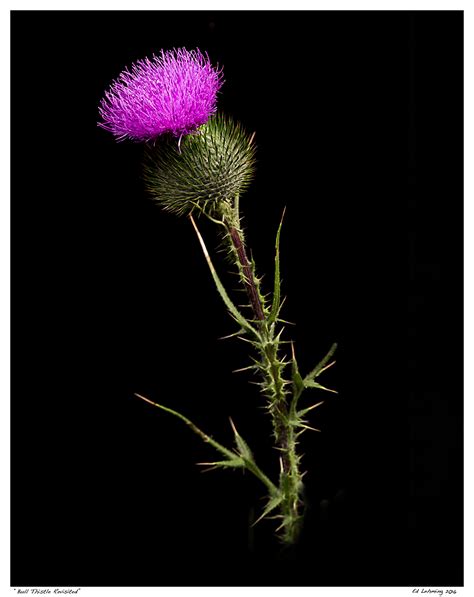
(99, 47), (337, 545)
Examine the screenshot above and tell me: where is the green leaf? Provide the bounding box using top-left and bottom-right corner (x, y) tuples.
(304, 343), (338, 384)
(190, 216), (259, 338)
(135, 394), (278, 495)
(229, 417), (253, 461)
(297, 401), (325, 417)
(252, 493), (284, 526)
(268, 207), (286, 324)
(134, 393), (237, 461)
(291, 342), (305, 399)
(303, 380), (338, 394)
(228, 418), (279, 495)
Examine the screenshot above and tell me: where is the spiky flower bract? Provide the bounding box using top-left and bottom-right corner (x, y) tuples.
(144, 115), (256, 217)
(98, 48), (223, 142)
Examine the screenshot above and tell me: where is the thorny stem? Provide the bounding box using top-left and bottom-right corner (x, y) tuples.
(187, 199), (334, 544)
(228, 226), (265, 322)
(223, 200), (303, 543)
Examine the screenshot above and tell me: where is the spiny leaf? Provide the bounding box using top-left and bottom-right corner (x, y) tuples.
(304, 342), (338, 383)
(190, 216), (258, 337)
(135, 394), (278, 494)
(252, 494), (284, 526)
(269, 207), (286, 324)
(304, 380), (338, 394)
(229, 417), (253, 461)
(275, 326), (286, 343)
(297, 401), (325, 417)
(291, 342), (305, 400)
(134, 393), (236, 461)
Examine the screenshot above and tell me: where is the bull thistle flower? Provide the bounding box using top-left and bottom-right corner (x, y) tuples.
(99, 48), (338, 546)
(98, 48), (223, 141)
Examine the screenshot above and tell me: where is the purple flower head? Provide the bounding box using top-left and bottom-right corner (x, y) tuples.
(98, 48), (223, 142)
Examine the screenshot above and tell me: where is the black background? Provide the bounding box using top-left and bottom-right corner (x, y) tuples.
(11, 10), (463, 587)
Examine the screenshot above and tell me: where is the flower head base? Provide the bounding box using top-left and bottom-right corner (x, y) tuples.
(144, 115), (256, 217)
(98, 48), (223, 142)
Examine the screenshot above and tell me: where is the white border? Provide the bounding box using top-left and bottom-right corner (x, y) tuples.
(0, 1), (469, 9)
(1, 4), (10, 597)
(2, 2), (469, 597)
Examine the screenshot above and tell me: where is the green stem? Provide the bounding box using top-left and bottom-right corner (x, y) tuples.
(222, 202), (304, 543)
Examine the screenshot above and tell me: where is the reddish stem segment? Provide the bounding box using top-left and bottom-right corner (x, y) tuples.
(229, 226), (265, 322)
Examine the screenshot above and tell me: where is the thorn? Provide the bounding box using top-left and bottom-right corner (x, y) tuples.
(317, 384), (338, 394)
(232, 364), (257, 373)
(279, 457), (284, 473)
(267, 514), (284, 521)
(275, 520), (286, 533)
(300, 401), (325, 414)
(251, 510), (267, 527)
(237, 336), (255, 345)
(276, 318), (296, 326)
(134, 392), (157, 408)
(189, 215), (210, 260)
(275, 327), (285, 342)
(318, 360), (336, 375)
(229, 417), (238, 436)
(218, 330), (242, 340)
(196, 463), (219, 473)
(249, 131), (256, 146)
(299, 424), (321, 433)
(196, 462), (218, 466)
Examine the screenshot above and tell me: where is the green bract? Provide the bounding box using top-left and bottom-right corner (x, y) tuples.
(144, 114), (256, 216)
